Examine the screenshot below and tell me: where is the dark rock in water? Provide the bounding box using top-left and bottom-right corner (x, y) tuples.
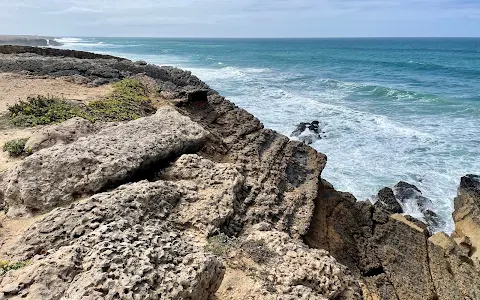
(291, 121), (323, 145)
(375, 187), (403, 214)
(393, 181), (433, 211)
(459, 174), (480, 198)
(424, 209), (442, 229)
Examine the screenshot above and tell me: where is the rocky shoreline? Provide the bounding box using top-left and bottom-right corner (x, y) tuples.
(0, 46), (479, 299)
(0, 36), (62, 47)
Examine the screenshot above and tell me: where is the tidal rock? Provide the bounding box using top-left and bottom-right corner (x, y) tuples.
(0, 180), (225, 300)
(374, 187), (404, 214)
(24, 117), (96, 152)
(0, 106), (208, 216)
(453, 174), (480, 267)
(390, 181), (445, 230)
(291, 121), (323, 144)
(393, 181), (433, 210)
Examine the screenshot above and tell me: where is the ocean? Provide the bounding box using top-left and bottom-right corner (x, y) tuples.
(57, 37), (480, 232)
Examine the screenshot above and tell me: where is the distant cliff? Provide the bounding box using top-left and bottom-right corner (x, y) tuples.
(0, 35), (62, 47)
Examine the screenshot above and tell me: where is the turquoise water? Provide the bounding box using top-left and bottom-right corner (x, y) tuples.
(58, 37), (480, 232)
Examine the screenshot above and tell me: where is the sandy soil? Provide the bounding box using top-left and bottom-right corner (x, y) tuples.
(0, 212), (45, 259)
(0, 73), (112, 112)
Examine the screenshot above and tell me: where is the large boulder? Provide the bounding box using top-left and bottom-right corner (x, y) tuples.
(452, 174), (480, 266)
(0, 180), (225, 300)
(0, 106), (208, 216)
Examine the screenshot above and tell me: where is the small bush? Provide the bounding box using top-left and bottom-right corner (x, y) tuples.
(3, 138), (30, 157)
(204, 233), (237, 257)
(8, 78), (156, 127)
(8, 96), (91, 127)
(0, 260), (30, 276)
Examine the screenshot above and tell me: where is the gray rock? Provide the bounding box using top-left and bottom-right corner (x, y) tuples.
(233, 229), (362, 299)
(0, 106), (208, 216)
(0, 180), (225, 300)
(24, 117), (97, 153)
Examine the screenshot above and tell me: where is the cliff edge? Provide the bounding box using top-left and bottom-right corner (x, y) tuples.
(0, 46), (478, 300)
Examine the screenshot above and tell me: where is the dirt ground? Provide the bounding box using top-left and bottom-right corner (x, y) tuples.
(0, 73), (113, 172)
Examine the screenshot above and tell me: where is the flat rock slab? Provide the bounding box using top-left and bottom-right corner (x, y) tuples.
(0, 106), (208, 216)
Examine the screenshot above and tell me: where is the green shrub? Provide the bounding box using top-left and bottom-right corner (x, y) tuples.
(0, 260), (30, 276)
(8, 78), (156, 127)
(3, 138), (30, 157)
(8, 96), (91, 127)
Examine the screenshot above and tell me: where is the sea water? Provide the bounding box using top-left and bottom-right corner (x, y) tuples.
(57, 37), (480, 232)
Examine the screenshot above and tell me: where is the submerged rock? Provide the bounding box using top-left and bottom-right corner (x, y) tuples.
(374, 187), (404, 214)
(291, 121), (324, 144)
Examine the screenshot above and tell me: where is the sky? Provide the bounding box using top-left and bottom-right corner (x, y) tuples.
(0, 0), (479, 37)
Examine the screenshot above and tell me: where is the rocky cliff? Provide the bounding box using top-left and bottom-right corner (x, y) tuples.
(0, 36), (62, 47)
(0, 46), (479, 299)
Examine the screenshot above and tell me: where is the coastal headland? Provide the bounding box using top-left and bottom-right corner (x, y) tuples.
(0, 46), (479, 299)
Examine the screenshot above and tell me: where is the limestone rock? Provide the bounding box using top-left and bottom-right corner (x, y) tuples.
(428, 232), (480, 300)
(162, 154), (244, 236)
(24, 117), (96, 152)
(0, 180), (225, 299)
(453, 174), (480, 266)
(177, 93), (327, 238)
(0, 106), (208, 216)
(304, 179), (480, 300)
(231, 228), (361, 299)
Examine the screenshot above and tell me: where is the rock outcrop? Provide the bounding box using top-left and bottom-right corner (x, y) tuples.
(1, 180), (225, 299)
(304, 179), (480, 300)
(291, 121), (324, 144)
(1, 47), (479, 300)
(0, 107), (208, 216)
(453, 174), (480, 267)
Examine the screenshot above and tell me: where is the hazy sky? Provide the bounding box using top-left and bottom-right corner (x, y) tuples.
(0, 0), (479, 37)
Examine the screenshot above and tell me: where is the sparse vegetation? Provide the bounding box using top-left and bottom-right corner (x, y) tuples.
(7, 78), (156, 127)
(0, 260), (30, 276)
(3, 138), (31, 157)
(240, 239), (275, 264)
(8, 96), (91, 127)
(204, 233), (237, 257)
(88, 78), (155, 122)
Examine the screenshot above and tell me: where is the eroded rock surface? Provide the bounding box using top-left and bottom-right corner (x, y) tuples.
(305, 179), (480, 300)
(24, 117), (97, 152)
(453, 174), (480, 267)
(0, 181), (225, 300)
(0, 106), (208, 216)
(177, 94), (326, 238)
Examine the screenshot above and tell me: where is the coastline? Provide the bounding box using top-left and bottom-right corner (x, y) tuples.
(0, 46), (479, 299)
